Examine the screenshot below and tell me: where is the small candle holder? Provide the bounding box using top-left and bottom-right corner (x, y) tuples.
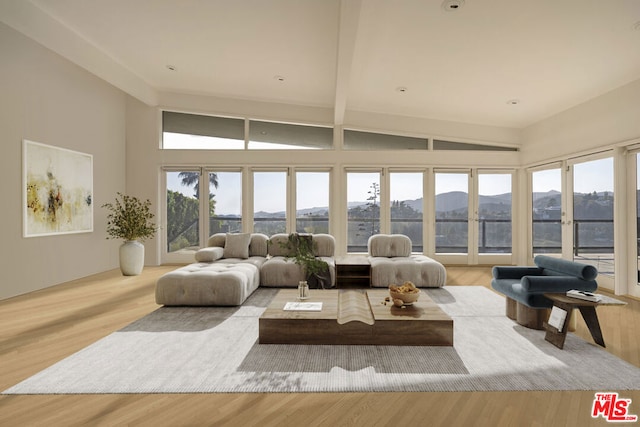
(298, 280), (309, 300)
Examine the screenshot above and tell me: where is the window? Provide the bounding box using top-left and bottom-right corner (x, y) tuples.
(435, 172), (469, 254)
(253, 171), (287, 234)
(532, 168), (562, 255)
(433, 139), (518, 151)
(344, 130), (427, 150)
(165, 170), (200, 253)
(162, 112), (244, 149)
(249, 121), (332, 150)
(390, 172), (423, 252)
(209, 171), (242, 234)
(573, 157), (614, 275)
(296, 171), (330, 233)
(347, 172), (381, 252)
(478, 173), (512, 254)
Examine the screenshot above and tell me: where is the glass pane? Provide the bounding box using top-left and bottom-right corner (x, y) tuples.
(344, 130), (427, 150)
(532, 168), (562, 255)
(390, 172), (423, 252)
(347, 172), (380, 252)
(433, 139), (518, 151)
(435, 173), (468, 254)
(209, 171), (242, 234)
(248, 121), (332, 150)
(296, 172), (329, 233)
(162, 112), (244, 150)
(478, 173), (512, 254)
(253, 171), (287, 234)
(573, 158), (614, 276)
(166, 171), (200, 253)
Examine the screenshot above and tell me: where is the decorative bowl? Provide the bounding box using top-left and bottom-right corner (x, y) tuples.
(389, 281), (420, 305)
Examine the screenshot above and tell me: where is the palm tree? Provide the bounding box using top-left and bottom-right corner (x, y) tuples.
(178, 172), (218, 198)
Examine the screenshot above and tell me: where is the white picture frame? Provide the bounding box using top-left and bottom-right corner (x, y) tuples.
(23, 139), (93, 237)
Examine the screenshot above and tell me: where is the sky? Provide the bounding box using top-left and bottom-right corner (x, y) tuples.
(435, 172), (512, 196)
(533, 157), (614, 194)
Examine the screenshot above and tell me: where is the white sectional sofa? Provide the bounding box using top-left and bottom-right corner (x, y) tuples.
(155, 232), (335, 306)
(367, 234), (446, 288)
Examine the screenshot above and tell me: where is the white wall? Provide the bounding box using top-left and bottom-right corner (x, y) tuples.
(0, 23), (127, 300)
(521, 78), (640, 165)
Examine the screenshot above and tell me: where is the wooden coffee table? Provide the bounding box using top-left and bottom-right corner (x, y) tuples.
(258, 289), (453, 346)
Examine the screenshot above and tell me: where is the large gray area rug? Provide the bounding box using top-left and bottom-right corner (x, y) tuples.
(4, 286), (640, 394)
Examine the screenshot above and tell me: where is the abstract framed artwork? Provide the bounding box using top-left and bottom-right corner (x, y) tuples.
(23, 139), (93, 237)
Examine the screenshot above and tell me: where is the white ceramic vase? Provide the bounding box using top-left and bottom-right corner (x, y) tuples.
(119, 240), (144, 276)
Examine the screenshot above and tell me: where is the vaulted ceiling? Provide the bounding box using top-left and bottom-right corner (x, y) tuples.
(3, 0), (640, 128)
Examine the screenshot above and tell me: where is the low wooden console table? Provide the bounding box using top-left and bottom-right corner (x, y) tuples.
(335, 255), (371, 287)
(542, 293), (626, 349)
(259, 289), (453, 346)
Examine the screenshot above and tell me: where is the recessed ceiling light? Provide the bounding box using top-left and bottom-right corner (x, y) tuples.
(442, 0), (465, 12)
(396, 86), (408, 93)
(506, 99), (520, 105)
(274, 75), (285, 82)
(166, 64), (177, 71)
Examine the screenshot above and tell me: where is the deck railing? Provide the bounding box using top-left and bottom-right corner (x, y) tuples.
(169, 216), (616, 260)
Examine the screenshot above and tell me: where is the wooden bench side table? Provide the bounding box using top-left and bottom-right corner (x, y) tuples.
(335, 255), (371, 288)
(542, 293), (626, 349)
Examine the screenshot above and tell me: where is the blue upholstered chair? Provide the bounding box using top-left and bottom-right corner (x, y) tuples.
(491, 255), (598, 329)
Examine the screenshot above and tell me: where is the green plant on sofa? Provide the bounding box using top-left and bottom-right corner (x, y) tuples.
(281, 233), (330, 289)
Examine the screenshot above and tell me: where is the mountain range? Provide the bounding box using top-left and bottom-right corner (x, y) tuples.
(253, 190), (616, 217)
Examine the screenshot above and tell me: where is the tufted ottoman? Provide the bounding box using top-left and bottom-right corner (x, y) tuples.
(155, 262), (260, 306)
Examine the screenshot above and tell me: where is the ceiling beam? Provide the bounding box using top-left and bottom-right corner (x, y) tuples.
(333, 0), (363, 126)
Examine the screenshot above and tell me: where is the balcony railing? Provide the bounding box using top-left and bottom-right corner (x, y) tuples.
(532, 219), (614, 254)
(169, 216), (617, 266)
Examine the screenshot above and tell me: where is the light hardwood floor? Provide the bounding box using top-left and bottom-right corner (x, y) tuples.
(1, 266), (639, 426)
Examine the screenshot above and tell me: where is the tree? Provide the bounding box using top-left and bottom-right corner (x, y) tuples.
(391, 200), (421, 219)
(178, 172), (219, 198)
(179, 171), (219, 230)
(166, 190), (199, 251)
(364, 182), (380, 237)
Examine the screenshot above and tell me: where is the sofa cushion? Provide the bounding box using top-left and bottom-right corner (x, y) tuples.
(195, 247), (224, 262)
(207, 233), (227, 248)
(534, 255), (598, 280)
(312, 234), (335, 257)
(267, 234), (296, 257)
(155, 262), (259, 306)
(369, 255), (446, 288)
(260, 255), (336, 288)
(248, 233), (269, 257)
(368, 234), (412, 257)
(223, 233), (251, 259)
(260, 256), (305, 287)
(207, 233), (269, 257)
